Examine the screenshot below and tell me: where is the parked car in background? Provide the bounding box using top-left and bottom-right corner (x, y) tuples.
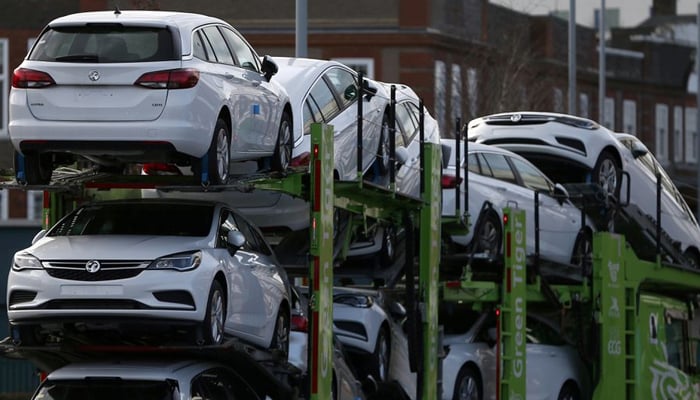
(441, 139), (594, 269)
(615, 133), (700, 266)
(7, 199), (291, 355)
(9, 10), (292, 185)
(467, 112), (624, 198)
(440, 304), (590, 400)
(30, 358), (291, 400)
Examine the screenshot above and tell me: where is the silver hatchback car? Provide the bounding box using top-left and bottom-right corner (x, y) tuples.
(9, 10), (292, 185)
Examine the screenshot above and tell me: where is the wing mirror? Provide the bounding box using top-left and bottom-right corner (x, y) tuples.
(553, 183), (570, 199)
(261, 55), (278, 82)
(362, 80), (378, 100)
(631, 140), (649, 158)
(227, 230), (246, 252)
(388, 300), (407, 321)
(395, 146), (410, 165)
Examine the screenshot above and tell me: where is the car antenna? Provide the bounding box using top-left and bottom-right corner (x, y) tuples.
(114, 6), (121, 15)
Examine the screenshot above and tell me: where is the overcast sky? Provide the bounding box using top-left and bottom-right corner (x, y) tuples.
(491, 0), (700, 27)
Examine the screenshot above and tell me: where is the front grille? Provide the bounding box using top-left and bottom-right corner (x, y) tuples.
(153, 290), (195, 307)
(41, 299), (148, 309)
(9, 290), (37, 306)
(43, 260), (149, 282)
(334, 320), (368, 340)
(482, 138), (549, 146)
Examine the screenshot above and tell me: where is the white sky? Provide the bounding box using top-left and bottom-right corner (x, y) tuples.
(491, 0), (700, 28)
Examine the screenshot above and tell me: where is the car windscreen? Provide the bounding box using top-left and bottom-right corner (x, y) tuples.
(29, 25), (177, 63)
(47, 203), (214, 237)
(32, 379), (177, 400)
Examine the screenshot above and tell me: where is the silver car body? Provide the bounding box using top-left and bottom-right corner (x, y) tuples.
(442, 140), (593, 265)
(9, 10), (289, 165)
(7, 199), (290, 350)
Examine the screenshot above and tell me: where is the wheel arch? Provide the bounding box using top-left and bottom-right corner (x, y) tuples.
(218, 106), (232, 134)
(213, 271), (228, 307)
(455, 361), (483, 399)
(599, 145), (622, 168)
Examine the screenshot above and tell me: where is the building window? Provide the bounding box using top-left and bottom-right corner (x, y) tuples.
(623, 99), (636, 135)
(553, 88), (563, 113)
(579, 93), (589, 118)
(674, 106), (683, 163)
(0, 190), (7, 220)
(603, 97), (615, 130)
(332, 58), (374, 79)
(26, 191), (43, 221)
(467, 68), (478, 120)
(451, 64), (462, 129)
(434, 60), (447, 132)
(655, 104), (668, 163)
(0, 38), (8, 137)
(685, 107), (697, 163)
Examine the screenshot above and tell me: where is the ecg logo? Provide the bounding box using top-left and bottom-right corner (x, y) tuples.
(608, 261), (620, 283)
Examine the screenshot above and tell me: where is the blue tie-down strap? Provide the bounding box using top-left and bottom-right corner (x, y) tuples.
(253, 104), (260, 115)
(200, 153), (209, 184)
(15, 152), (26, 182)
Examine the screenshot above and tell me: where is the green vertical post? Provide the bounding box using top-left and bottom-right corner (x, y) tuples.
(592, 232), (627, 400)
(499, 208), (527, 399)
(308, 123), (334, 400)
(420, 142), (441, 400)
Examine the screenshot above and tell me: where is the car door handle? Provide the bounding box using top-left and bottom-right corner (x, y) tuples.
(496, 187), (507, 192)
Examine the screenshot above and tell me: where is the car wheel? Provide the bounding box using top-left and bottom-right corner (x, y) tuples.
(453, 365), (482, 400)
(270, 306), (290, 359)
(16, 152), (52, 185)
(571, 229), (593, 275)
(683, 249), (700, 269)
(376, 113), (391, 175)
(473, 212), (501, 256)
(557, 382), (581, 400)
(380, 225), (397, 266)
(272, 112), (293, 172)
(592, 151), (620, 198)
(194, 118), (230, 185)
(369, 326), (390, 382)
(201, 280), (226, 345)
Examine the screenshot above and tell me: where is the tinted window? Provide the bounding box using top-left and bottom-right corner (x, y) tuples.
(191, 368), (260, 400)
(467, 153), (480, 173)
(480, 153), (517, 184)
(397, 102), (420, 144)
(192, 31), (208, 60)
(303, 101), (316, 135)
(509, 157), (552, 192)
(30, 26), (175, 63)
(202, 26), (234, 65)
(32, 379), (175, 400)
(309, 80), (340, 122)
(220, 27), (259, 71)
(526, 317), (566, 345)
(48, 203), (213, 237)
(439, 302), (482, 335)
(325, 68), (357, 109)
(218, 210), (241, 248)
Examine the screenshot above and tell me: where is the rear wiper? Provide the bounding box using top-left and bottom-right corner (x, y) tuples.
(55, 54), (99, 62)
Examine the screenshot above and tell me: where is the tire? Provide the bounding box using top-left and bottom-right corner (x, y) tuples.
(592, 151), (621, 198)
(453, 365), (482, 400)
(557, 382), (580, 400)
(376, 113), (391, 175)
(194, 118), (230, 185)
(369, 326), (391, 382)
(472, 212), (501, 256)
(380, 225), (397, 266)
(201, 280), (226, 345)
(16, 152), (52, 185)
(683, 248), (700, 269)
(571, 229), (593, 275)
(272, 112), (293, 172)
(270, 306), (290, 359)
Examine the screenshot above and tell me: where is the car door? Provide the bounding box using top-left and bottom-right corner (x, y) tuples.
(507, 156), (581, 264)
(523, 317), (574, 399)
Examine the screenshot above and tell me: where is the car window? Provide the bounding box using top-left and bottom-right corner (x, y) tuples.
(303, 101), (317, 135)
(218, 210), (241, 249)
(201, 26), (235, 65)
(480, 153), (517, 184)
(308, 79), (341, 122)
(395, 103), (416, 147)
(191, 368), (260, 400)
(439, 302), (482, 335)
(192, 31), (208, 60)
(509, 157), (552, 192)
(525, 317), (566, 345)
(33, 379), (176, 400)
(325, 67), (358, 110)
(220, 27), (260, 71)
(235, 215), (273, 256)
(477, 153), (494, 177)
(29, 26), (176, 63)
(467, 153), (480, 173)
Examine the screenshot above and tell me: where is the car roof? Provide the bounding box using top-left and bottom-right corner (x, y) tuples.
(272, 57), (356, 103)
(46, 359), (220, 380)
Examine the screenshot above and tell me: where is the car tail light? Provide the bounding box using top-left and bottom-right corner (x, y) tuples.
(441, 174), (463, 189)
(12, 68), (56, 88)
(291, 314), (308, 332)
(142, 163), (182, 176)
(290, 152), (311, 167)
(135, 68), (199, 89)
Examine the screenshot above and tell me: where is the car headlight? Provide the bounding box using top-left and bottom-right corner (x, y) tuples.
(333, 293), (374, 308)
(13, 253), (43, 271)
(147, 251), (202, 271)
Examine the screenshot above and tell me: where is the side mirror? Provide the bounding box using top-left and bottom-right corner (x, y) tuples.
(227, 230), (246, 252)
(31, 229), (47, 245)
(388, 300), (407, 320)
(553, 183), (570, 199)
(631, 140), (649, 158)
(261, 55), (278, 82)
(363, 80), (378, 100)
(343, 85), (358, 101)
(395, 146), (410, 165)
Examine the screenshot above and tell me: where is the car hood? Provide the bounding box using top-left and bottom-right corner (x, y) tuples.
(25, 235), (211, 260)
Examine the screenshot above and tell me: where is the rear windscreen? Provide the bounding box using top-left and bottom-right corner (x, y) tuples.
(29, 25), (177, 63)
(32, 379), (176, 400)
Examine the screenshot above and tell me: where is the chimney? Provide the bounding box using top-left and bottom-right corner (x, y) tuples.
(650, 0), (677, 17)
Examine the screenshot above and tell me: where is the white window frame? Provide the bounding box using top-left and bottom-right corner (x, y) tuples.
(0, 190), (7, 220)
(623, 99), (637, 135)
(603, 97), (615, 130)
(434, 60), (447, 131)
(579, 93), (589, 118)
(332, 57), (374, 79)
(655, 103), (668, 163)
(674, 106), (683, 163)
(26, 191), (44, 221)
(685, 107), (697, 163)
(450, 64), (462, 123)
(553, 88), (563, 113)
(0, 38), (8, 138)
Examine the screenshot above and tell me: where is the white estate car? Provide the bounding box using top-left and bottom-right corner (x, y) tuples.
(441, 139), (594, 269)
(9, 10), (292, 185)
(7, 199), (291, 354)
(467, 112), (624, 198)
(615, 133), (700, 266)
(441, 305), (590, 400)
